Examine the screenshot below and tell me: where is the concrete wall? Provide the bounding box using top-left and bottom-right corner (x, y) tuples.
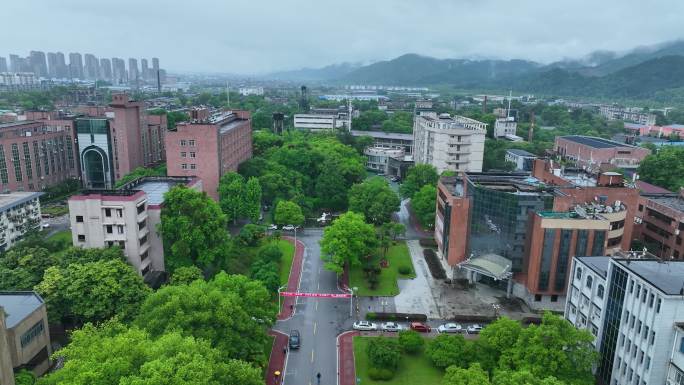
(5, 303), (51, 376)
(0, 308), (15, 385)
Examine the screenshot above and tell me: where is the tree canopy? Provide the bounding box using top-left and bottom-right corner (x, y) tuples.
(274, 200), (305, 226)
(320, 212), (378, 275)
(411, 184), (437, 229)
(637, 146), (684, 191)
(400, 164), (439, 199)
(348, 177), (401, 225)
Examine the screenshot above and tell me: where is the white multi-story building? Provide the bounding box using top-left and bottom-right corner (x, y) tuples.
(565, 255), (684, 385)
(294, 108), (351, 131)
(0, 192), (43, 252)
(364, 146), (405, 175)
(494, 117), (518, 139)
(599, 105), (656, 126)
(68, 177), (201, 277)
(413, 112), (486, 173)
(238, 87), (264, 96)
(505, 149), (537, 171)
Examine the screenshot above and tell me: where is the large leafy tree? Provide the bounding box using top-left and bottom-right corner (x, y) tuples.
(491, 370), (566, 385)
(442, 363), (491, 385)
(38, 321), (262, 385)
(274, 200), (305, 226)
(348, 177), (400, 225)
(399, 164), (439, 199)
(425, 334), (467, 369)
(366, 337), (401, 370)
(219, 172), (246, 223)
(160, 186), (231, 272)
(244, 177), (262, 223)
(135, 273), (276, 366)
(479, 316), (523, 365)
(35, 259), (150, 325)
(637, 146), (684, 191)
(320, 212), (378, 275)
(411, 184), (437, 229)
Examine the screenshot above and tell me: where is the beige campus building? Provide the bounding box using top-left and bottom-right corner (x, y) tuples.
(413, 112), (487, 174)
(68, 177), (201, 277)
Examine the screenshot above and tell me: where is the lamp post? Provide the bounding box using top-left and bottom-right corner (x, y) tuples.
(278, 284), (288, 313)
(350, 287), (358, 318)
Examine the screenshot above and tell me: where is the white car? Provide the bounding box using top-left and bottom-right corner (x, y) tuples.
(381, 322), (403, 332)
(268, 224), (278, 230)
(466, 324), (483, 334)
(41, 223), (51, 229)
(437, 323), (463, 333)
(282, 224), (296, 231)
(353, 321), (377, 331)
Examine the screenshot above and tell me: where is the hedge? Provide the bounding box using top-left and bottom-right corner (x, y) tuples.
(423, 249), (446, 279)
(367, 312), (428, 322)
(419, 238), (438, 248)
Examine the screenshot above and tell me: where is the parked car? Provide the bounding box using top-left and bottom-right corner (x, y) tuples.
(353, 321), (377, 331)
(41, 223), (51, 229)
(410, 322), (431, 333)
(381, 322), (403, 332)
(268, 224), (278, 230)
(437, 323), (463, 333)
(466, 324), (483, 334)
(282, 224), (296, 231)
(390, 176), (400, 182)
(289, 330), (301, 349)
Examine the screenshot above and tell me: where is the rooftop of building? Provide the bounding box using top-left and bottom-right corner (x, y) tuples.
(641, 193), (684, 213)
(615, 258), (684, 295)
(636, 181), (672, 194)
(575, 256), (610, 278)
(0, 291), (45, 328)
(440, 173), (550, 198)
(0, 120), (39, 129)
(0, 191), (43, 212)
(506, 149), (536, 157)
(558, 135), (638, 149)
(418, 113), (487, 130)
(119, 176), (197, 205)
(350, 130), (413, 140)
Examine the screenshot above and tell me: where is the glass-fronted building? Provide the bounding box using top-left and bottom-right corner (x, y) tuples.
(76, 118), (114, 189)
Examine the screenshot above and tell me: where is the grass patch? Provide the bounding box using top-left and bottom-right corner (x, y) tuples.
(350, 241), (416, 296)
(42, 205), (69, 217)
(275, 239), (295, 287)
(263, 334), (275, 376)
(48, 230), (72, 244)
(353, 336), (443, 385)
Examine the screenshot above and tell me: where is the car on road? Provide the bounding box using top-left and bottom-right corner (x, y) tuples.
(353, 321), (377, 331)
(410, 322), (431, 333)
(381, 322), (403, 332)
(282, 224), (298, 231)
(289, 330), (300, 349)
(268, 224), (278, 230)
(437, 323), (463, 333)
(466, 324), (484, 334)
(41, 223), (51, 229)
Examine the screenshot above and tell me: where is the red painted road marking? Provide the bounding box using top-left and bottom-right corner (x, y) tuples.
(281, 291), (351, 298)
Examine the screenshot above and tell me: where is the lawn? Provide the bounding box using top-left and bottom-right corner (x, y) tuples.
(42, 205), (69, 217)
(350, 241), (416, 296)
(275, 239), (295, 286)
(353, 336), (444, 385)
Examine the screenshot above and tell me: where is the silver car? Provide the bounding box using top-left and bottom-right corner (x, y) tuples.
(437, 323), (463, 333)
(381, 322), (403, 332)
(353, 321), (378, 331)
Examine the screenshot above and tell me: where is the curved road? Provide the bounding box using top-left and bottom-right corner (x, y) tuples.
(274, 229), (353, 385)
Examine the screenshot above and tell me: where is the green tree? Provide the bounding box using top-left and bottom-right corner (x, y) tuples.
(411, 185), (437, 229)
(160, 186), (231, 272)
(479, 316), (522, 365)
(274, 200), (305, 226)
(637, 146), (684, 191)
(442, 363), (491, 385)
(492, 370), (565, 385)
(35, 259), (150, 325)
(400, 164), (439, 199)
(244, 177), (262, 223)
(38, 321), (262, 385)
(348, 177), (401, 225)
(0, 246), (54, 289)
(320, 212), (378, 275)
(425, 334), (467, 369)
(219, 172), (246, 223)
(398, 330), (425, 354)
(114, 164), (166, 188)
(366, 337), (401, 370)
(135, 273), (276, 365)
(170, 266), (204, 285)
(14, 369), (35, 385)
(253, 131), (284, 156)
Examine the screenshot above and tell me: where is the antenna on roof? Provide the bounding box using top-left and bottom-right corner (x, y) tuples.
(226, 81), (230, 108)
(507, 90), (512, 119)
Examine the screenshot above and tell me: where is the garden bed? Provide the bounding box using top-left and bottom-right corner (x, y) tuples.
(349, 241), (416, 296)
(422, 249), (446, 279)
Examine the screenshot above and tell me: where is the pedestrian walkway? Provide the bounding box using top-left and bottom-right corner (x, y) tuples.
(266, 330), (288, 385)
(393, 240), (441, 318)
(338, 331), (359, 385)
(278, 236), (305, 320)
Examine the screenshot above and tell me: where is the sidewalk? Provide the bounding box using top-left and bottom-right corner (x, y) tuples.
(266, 330), (288, 385)
(278, 236), (305, 320)
(338, 331), (359, 385)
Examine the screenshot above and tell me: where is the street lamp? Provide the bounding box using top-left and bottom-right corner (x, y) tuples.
(278, 284), (288, 313)
(350, 287), (358, 318)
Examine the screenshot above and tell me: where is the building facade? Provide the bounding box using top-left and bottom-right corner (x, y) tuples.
(555, 135), (651, 170)
(0, 292), (52, 378)
(68, 177), (201, 276)
(350, 130), (414, 155)
(0, 120), (79, 193)
(363, 146), (405, 175)
(565, 256), (684, 385)
(0, 192), (43, 252)
(633, 191), (684, 260)
(599, 105), (656, 126)
(413, 112), (486, 174)
(165, 111), (252, 200)
(505, 149), (537, 171)
(494, 117), (517, 139)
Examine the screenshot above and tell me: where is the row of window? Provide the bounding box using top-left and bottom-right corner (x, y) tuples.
(576, 269), (606, 299)
(181, 163), (197, 170)
(20, 320), (44, 348)
(622, 312), (656, 345)
(180, 151), (196, 158)
(179, 139), (196, 147)
(628, 279), (661, 312)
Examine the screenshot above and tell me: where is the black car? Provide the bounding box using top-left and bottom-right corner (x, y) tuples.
(289, 330), (301, 349)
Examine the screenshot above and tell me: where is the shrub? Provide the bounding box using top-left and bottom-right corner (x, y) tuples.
(419, 238), (438, 248)
(425, 334), (466, 369)
(257, 243), (283, 263)
(398, 265), (412, 275)
(423, 249), (446, 279)
(366, 312), (427, 321)
(237, 224), (266, 246)
(398, 330), (424, 354)
(368, 367), (395, 380)
(366, 337), (401, 369)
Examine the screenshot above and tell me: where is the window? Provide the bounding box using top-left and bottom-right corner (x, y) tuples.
(181, 163), (187, 170)
(597, 284), (605, 299)
(180, 151), (187, 158)
(642, 289), (647, 303)
(637, 320), (642, 334)
(77, 234), (85, 242)
(137, 203), (145, 214)
(630, 315), (635, 328)
(20, 320), (44, 348)
(190, 163), (196, 170)
(649, 294), (654, 307)
(656, 298), (662, 313)
(534, 294), (542, 302)
(680, 337), (684, 353)
(138, 220), (146, 231)
(586, 275), (593, 289)
(118, 241), (125, 250)
(620, 334), (625, 347)
(141, 264), (150, 276)
(76, 215), (84, 223)
(645, 356), (650, 370)
(117, 209), (123, 217)
(190, 152), (196, 158)
(180, 139), (187, 146)
(189, 139), (196, 146)
(551, 295), (558, 302)
(629, 279), (634, 293)
(591, 324), (598, 336)
(117, 225), (124, 234)
(570, 304), (577, 314)
(105, 208), (112, 217)
(650, 331), (655, 345)
(106, 225), (113, 234)
(576, 267), (583, 280)
(140, 234), (148, 246)
(644, 325), (649, 339)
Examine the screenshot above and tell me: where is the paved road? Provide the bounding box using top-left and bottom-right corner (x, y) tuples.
(397, 199), (426, 240)
(274, 229), (353, 385)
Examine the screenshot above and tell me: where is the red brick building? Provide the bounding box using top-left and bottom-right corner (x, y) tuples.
(554, 135), (651, 170)
(633, 190), (684, 259)
(165, 110), (252, 200)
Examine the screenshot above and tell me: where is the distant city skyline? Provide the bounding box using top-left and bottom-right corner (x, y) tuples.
(2, 0), (684, 74)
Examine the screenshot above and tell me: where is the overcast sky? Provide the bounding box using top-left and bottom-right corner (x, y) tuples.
(2, 0), (683, 74)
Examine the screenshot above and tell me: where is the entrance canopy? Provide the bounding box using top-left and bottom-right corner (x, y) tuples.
(458, 253), (513, 281)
